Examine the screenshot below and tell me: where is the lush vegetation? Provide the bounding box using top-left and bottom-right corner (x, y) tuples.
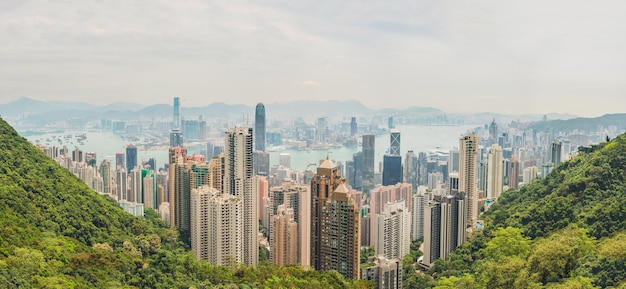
(428, 133), (626, 288)
(0, 118), (371, 288)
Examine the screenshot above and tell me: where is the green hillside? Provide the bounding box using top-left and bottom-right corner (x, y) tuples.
(0, 118), (371, 289)
(428, 133), (626, 288)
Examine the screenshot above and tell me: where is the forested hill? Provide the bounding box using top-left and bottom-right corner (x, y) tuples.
(429, 134), (626, 288)
(0, 118), (371, 289)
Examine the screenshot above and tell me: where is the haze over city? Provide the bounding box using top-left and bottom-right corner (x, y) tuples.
(2, 0), (626, 116)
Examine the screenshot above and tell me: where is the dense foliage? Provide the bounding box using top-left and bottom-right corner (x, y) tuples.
(0, 118), (371, 288)
(428, 133), (626, 288)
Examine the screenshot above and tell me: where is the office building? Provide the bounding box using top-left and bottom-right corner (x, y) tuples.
(255, 103), (266, 152)
(170, 97), (183, 147)
(390, 130), (400, 156)
(382, 154), (403, 186)
(115, 153), (125, 170)
(279, 153), (291, 169)
(417, 152), (428, 186)
(551, 140), (562, 165)
(224, 127), (258, 266)
(126, 144), (137, 174)
(362, 134), (376, 191)
(404, 151), (418, 189)
(253, 151), (270, 176)
(350, 117), (357, 136)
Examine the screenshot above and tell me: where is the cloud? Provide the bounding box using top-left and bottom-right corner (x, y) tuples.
(298, 80), (319, 86)
(0, 0), (625, 116)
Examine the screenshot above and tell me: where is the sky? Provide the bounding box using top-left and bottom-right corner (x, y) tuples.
(1, 0), (625, 117)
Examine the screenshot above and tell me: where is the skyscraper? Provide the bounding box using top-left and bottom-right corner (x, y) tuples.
(350, 117), (357, 136)
(224, 127), (258, 266)
(486, 144), (503, 199)
(126, 144), (137, 177)
(488, 119), (498, 143)
(311, 157), (361, 279)
(255, 103), (266, 152)
(508, 157), (520, 189)
(411, 186), (429, 241)
(389, 130), (400, 156)
(253, 151), (270, 176)
(115, 168), (127, 201)
(115, 153), (125, 170)
(168, 147), (188, 230)
(382, 154), (403, 186)
(551, 140), (562, 165)
(459, 133), (478, 228)
(375, 201), (411, 260)
(99, 160), (112, 195)
(417, 152), (428, 186)
(362, 134), (376, 190)
(404, 151), (418, 189)
(190, 185), (242, 265)
(85, 152), (97, 167)
(361, 256), (402, 289)
(268, 180), (311, 266)
(421, 191), (466, 268)
(270, 204), (299, 266)
(170, 97), (183, 147)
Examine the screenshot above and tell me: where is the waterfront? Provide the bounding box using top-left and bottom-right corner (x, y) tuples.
(24, 124), (477, 172)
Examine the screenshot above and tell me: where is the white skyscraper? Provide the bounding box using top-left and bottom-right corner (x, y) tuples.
(129, 167), (142, 203)
(115, 168), (127, 201)
(411, 186), (429, 241)
(375, 201), (411, 260)
(224, 127), (258, 266)
(523, 166), (538, 185)
(486, 144), (503, 199)
(459, 134), (478, 228)
(190, 185), (242, 265)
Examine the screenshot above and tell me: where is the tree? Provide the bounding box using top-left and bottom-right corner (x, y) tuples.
(482, 227), (530, 261)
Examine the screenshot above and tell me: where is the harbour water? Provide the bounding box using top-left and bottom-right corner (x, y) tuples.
(24, 124), (477, 172)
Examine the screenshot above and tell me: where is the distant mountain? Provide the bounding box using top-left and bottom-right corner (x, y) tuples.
(0, 97), (591, 127)
(267, 99), (371, 116)
(99, 101), (145, 112)
(528, 113), (626, 132)
(0, 97), (97, 117)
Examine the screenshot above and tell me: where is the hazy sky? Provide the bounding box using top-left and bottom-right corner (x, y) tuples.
(1, 0), (625, 116)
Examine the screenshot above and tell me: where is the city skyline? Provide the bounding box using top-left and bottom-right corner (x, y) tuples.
(2, 1), (626, 117)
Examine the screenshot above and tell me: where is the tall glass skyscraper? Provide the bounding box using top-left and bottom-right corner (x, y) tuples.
(362, 134), (375, 190)
(126, 143), (137, 173)
(255, 103), (266, 152)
